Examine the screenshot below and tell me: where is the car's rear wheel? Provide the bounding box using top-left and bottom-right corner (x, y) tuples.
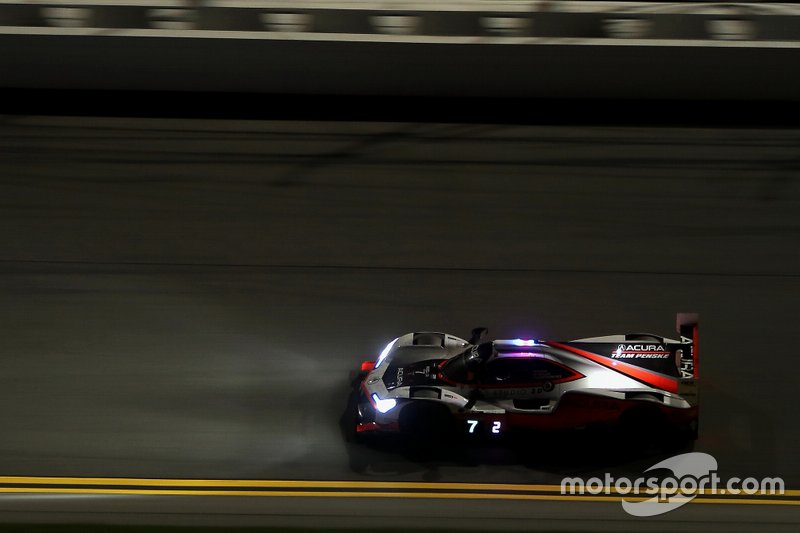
(618, 404), (671, 453)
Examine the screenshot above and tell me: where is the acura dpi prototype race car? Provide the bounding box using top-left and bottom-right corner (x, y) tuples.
(354, 314), (699, 442)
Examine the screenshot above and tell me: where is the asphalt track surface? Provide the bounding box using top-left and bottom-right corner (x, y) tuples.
(0, 115), (799, 530)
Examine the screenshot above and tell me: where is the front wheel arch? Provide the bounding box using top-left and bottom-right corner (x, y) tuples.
(397, 400), (456, 437)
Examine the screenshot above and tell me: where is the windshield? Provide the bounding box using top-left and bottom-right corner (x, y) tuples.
(441, 342), (494, 383)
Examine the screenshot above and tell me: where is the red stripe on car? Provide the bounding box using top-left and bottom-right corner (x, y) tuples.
(546, 342), (679, 393)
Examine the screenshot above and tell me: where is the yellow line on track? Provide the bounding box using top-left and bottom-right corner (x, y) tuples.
(1, 477), (797, 497)
(0, 477), (560, 491)
(0, 487), (798, 505)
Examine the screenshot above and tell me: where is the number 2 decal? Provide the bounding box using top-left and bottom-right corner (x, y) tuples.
(492, 421), (501, 434)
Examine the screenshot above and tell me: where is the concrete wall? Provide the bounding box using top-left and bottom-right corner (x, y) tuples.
(1, 33), (799, 100)
(1, 2), (798, 99)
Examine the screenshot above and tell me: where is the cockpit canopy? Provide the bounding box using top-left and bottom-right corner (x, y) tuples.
(441, 342), (580, 386)
(439, 342), (494, 382)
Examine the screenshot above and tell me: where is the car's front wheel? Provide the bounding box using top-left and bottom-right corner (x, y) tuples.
(398, 401), (457, 452)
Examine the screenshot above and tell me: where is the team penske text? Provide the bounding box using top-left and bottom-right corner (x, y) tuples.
(612, 353), (671, 359)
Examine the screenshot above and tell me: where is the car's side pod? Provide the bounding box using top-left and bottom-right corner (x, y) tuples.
(676, 313), (699, 379)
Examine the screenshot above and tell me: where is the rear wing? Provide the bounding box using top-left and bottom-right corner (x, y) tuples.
(676, 313), (699, 408)
(676, 313), (699, 379)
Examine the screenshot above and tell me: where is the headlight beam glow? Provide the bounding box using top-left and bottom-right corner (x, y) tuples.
(372, 394), (397, 413)
(374, 338), (398, 369)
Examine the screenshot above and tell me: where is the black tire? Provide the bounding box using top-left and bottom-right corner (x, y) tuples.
(398, 401), (457, 453)
(618, 405), (671, 453)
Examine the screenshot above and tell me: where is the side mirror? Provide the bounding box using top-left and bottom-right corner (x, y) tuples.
(469, 327), (488, 345)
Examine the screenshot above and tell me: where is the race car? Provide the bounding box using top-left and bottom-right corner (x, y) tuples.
(354, 314), (699, 442)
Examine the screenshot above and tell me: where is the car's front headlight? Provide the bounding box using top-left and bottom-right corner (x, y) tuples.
(372, 393), (397, 413)
(374, 338), (398, 369)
